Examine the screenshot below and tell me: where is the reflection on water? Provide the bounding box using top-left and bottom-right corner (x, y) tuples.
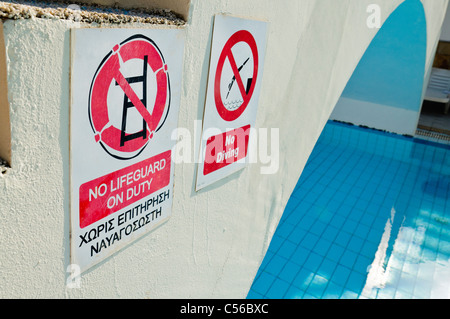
(247, 121), (450, 299)
(361, 206), (450, 298)
(361, 208), (397, 297)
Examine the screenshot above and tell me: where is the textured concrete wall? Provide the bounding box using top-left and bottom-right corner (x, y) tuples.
(0, 0), (448, 298)
(75, 0), (191, 19)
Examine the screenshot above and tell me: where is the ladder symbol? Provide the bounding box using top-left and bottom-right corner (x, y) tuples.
(116, 55), (148, 147)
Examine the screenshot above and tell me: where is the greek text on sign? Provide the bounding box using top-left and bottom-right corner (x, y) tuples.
(70, 28), (184, 273)
(196, 15), (268, 190)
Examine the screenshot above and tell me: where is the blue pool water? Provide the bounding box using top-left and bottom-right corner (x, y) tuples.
(248, 121), (450, 299)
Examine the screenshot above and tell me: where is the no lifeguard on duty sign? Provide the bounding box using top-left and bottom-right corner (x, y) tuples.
(70, 28), (184, 273)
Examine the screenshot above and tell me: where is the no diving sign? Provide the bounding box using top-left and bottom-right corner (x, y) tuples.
(196, 15), (268, 190)
(70, 28), (184, 273)
(214, 29), (258, 122)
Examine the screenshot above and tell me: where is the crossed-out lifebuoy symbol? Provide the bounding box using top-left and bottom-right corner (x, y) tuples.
(88, 35), (170, 160)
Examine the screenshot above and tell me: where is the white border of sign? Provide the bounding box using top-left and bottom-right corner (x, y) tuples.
(196, 15), (268, 191)
(70, 28), (184, 273)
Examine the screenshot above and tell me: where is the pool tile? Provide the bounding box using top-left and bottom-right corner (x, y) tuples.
(316, 258), (338, 279)
(322, 281), (344, 299)
(250, 271), (276, 295)
(247, 121), (450, 299)
(331, 265), (351, 286)
(300, 232), (320, 250)
(259, 251), (274, 269)
(342, 219), (358, 234)
(305, 274), (328, 298)
(334, 231), (352, 247)
(276, 223), (294, 239)
(309, 220), (327, 237)
(266, 279), (290, 298)
(287, 228), (307, 245)
(292, 268), (314, 290)
(353, 223), (371, 240)
(330, 214), (346, 229)
(281, 239), (299, 257)
(284, 286), (305, 299)
(267, 234), (283, 253)
(265, 255), (288, 276)
(327, 243), (346, 263)
(353, 254), (373, 275)
(347, 235), (365, 254)
(321, 225), (339, 242)
(303, 252), (324, 273)
(279, 261), (301, 283)
(346, 270), (367, 296)
(339, 249), (358, 269)
(360, 212), (376, 227)
(291, 246), (310, 266)
(314, 238), (332, 256)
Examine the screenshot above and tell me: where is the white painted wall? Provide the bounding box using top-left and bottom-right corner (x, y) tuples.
(0, 0), (448, 298)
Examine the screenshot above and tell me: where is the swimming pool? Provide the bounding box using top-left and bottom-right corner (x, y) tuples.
(247, 120), (450, 299)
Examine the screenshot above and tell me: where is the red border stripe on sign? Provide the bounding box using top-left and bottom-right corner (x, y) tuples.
(214, 30), (258, 122)
(79, 150), (171, 228)
(203, 125), (250, 175)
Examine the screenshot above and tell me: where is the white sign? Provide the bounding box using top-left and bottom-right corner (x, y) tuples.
(70, 28), (184, 273)
(196, 15), (268, 190)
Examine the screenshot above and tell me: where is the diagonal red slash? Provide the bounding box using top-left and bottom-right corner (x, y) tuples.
(214, 30), (258, 122)
(226, 51), (248, 100)
(113, 69), (155, 129)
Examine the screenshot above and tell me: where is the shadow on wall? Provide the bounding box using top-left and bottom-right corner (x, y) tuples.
(0, 21), (10, 170)
(330, 0), (427, 136)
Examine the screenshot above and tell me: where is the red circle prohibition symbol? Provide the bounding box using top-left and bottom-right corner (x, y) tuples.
(214, 30), (258, 122)
(88, 35), (170, 160)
